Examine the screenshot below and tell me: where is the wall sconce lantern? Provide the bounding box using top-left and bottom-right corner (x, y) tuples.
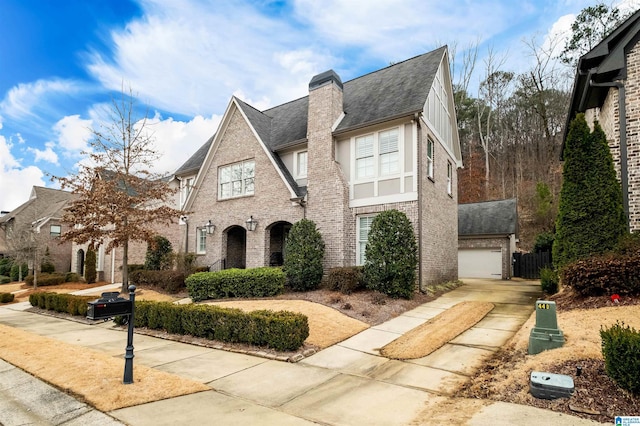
(246, 216), (258, 231)
(205, 220), (215, 235)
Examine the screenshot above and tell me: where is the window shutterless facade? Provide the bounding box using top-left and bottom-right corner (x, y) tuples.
(357, 215), (376, 265)
(426, 138), (434, 179)
(50, 224), (61, 237)
(296, 151), (308, 178)
(447, 161), (452, 195)
(197, 228), (207, 254)
(219, 160), (255, 199)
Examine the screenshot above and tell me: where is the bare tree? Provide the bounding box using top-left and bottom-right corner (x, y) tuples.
(57, 87), (183, 292)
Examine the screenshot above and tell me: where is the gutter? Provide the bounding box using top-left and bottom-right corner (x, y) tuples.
(589, 79), (630, 231)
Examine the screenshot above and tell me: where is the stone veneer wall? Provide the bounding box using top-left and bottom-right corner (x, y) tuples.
(306, 81), (351, 271)
(458, 237), (511, 279)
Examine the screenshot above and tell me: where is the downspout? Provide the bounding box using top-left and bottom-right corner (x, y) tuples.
(414, 113), (423, 292)
(590, 80), (630, 230)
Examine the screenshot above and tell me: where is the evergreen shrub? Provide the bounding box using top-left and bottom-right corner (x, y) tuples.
(539, 268), (559, 294)
(561, 252), (640, 296)
(363, 210), (418, 299)
(283, 219), (325, 291)
(186, 267), (285, 302)
(25, 273), (66, 287)
(0, 293), (14, 303)
(85, 248), (97, 284)
(601, 321), (640, 395)
(0, 275), (10, 284)
(130, 270), (185, 293)
(29, 292), (93, 316)
(326, 267), (364, 294)
(144, 235), (173, 270)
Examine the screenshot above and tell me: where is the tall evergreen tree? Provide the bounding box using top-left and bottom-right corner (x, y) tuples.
(283, 219), (325, 291)
(553, 114), (626, 268)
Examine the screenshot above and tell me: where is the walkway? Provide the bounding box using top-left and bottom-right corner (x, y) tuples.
(0, 280), (601, 425)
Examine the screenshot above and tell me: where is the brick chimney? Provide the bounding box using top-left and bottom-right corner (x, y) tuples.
(306, 70), (349, 270)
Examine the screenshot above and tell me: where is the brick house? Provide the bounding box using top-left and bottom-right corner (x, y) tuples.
(178, 46), (461, 290)
(0, 186), (75, 274)
(565, 9), (640, 231)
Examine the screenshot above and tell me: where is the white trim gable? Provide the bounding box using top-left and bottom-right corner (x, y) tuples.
(184, 97), (298, 211)
(423, 51), (463, 168)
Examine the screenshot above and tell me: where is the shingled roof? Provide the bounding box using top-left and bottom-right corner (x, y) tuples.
(174, 46), (447, 195)
(458, 198), (517, 236)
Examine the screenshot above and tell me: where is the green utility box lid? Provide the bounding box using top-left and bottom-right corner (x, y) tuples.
(528, 300), (565, 355)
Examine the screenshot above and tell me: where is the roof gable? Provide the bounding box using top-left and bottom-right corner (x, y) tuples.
(458, 198), (517, 236)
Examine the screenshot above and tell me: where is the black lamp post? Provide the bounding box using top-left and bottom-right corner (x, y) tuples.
(123, 285), (136, 384)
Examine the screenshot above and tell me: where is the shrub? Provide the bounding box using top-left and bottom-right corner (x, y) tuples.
(29, 292), (93, 316)
(561, 251), (640, 296)
(25, 273), (66, 287)
(174, 253), (196, 275)
(40, 246), (55, 273)
(283, 219), (325, 291)
(0, 293), (14, 303)
(85, 247), (97, 284)
(10, 263), (28, 281)
(193, 266), (210, 273)
(363, 210), (418, 299)
(130, 300), (308, 351)
(186, 267), (285, 302)
(0, 275), (10, 284)
(144, 235), (173, 270)
(130, 270), (186, 293)
(601, 321), (640, 395)
(65, 272), (83, 283)
(128, 264), (145, 273)
(539, 268), (559, 294)
(533, 232), (555, 254)
(326, 267), (364, 294)
(0, 258), (12, 276)
(615, 231), (640, 255)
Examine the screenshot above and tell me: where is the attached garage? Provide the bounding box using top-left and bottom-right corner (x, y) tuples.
(458, 248), (503, 279)
(458, 199), (518, 280)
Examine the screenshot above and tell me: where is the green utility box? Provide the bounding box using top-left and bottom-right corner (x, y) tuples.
(528, 300), (565, 355)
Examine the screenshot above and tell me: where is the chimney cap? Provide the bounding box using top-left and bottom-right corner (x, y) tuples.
(309, 70), (343, 91)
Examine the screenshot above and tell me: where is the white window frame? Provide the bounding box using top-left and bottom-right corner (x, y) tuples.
(355, 134), (375, 179)
(354, 127), (401, 181)
(447, 161), (453, 195)
(378, 128), (399, 176)
(218, 160), (255, 200)
(294, 150), (308, 178)
(426, 138), (434, 180)
(50, 224), (61, 237)
(197, 228), (207, 254)
(180, 177), (194, 207)
(356, 215), (376, 266)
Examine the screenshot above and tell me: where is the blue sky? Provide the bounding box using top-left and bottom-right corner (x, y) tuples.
(0, 0), (638, 211)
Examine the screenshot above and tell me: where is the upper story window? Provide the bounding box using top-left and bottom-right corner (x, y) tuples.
(296, 151), (308, 178)
(197, 228), (207, 254)
(447, 161), (453, 195)
(379, 129), (399, 176)
(180, 177), (194, 206)
(50, 224), (61, 237)
(356, 135), (374, 179)
(426, 138), (434, 179)
(355, 127), (400, 180)
(219, 160), (255, 199)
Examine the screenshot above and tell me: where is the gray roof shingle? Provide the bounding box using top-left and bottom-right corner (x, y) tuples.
(458, 198), (517, 236)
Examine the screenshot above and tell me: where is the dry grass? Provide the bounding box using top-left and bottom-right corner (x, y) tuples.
(0, 324), (209, 411)
(208, 299), (369, 348)
(380, 301), (494, 359)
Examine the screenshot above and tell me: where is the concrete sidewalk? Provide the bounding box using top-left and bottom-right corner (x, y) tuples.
(0, 280), (602, 425)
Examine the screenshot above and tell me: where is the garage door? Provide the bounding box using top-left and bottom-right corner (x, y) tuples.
(458, 248), (502, 278)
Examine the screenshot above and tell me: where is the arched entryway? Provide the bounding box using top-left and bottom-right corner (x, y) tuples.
(266, 221), (292, 266)
(76, 249), (85, 276)
(225, 226), (247, 269)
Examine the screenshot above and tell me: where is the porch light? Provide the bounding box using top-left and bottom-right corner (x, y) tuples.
(246, 216), (258, 231)
(205, 220), (215, 234)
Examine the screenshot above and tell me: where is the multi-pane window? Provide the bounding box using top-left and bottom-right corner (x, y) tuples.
(356, 135), (374, 178)
(426, 138), (434, 179)
(297, 151), (308, 178)
(219, 160), (255, 199)
(197, 228), (207, 254)
(379, 128), (399, 175)
(180, 177), (194, 206)
(357, 216), (375, 265)
(50, 224), (61, 237)
(447, 161), (453, 195)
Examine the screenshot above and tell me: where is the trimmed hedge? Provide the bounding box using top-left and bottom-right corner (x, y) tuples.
(186, 267), (285, 302)
(130, 270), (186, 293)
(29, 292), (94, 316)
(601, 321), (640, 395)
(25, 273), (66, 287)
(130, 300), (308, 351)
(326, 267), (364, 294)
(0, 293), (14, 303)
(0, 275), (10, 284)
(561, 251), (640, 296)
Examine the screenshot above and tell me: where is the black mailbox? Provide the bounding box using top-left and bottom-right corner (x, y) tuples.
(87, 291), (132, 320)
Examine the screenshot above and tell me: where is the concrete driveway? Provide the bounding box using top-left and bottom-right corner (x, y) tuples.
(0, 279), (602, 425)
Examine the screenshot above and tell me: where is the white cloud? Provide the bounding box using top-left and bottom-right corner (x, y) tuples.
(0, 79), (80, 120)
(28, 141), (59, 165)
(53, 115), (93, 153)
(0, 135), (46, 211)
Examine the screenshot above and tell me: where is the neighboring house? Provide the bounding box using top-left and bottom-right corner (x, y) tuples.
(0, 186), (76, 274)
(69, 170), (183, 284)
(565, 9), (640, 231)
(458, 198), (517, 280)
(180, 46), (462, 289)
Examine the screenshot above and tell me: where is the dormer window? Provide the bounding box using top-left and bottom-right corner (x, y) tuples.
(296, 151), (308, 178)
